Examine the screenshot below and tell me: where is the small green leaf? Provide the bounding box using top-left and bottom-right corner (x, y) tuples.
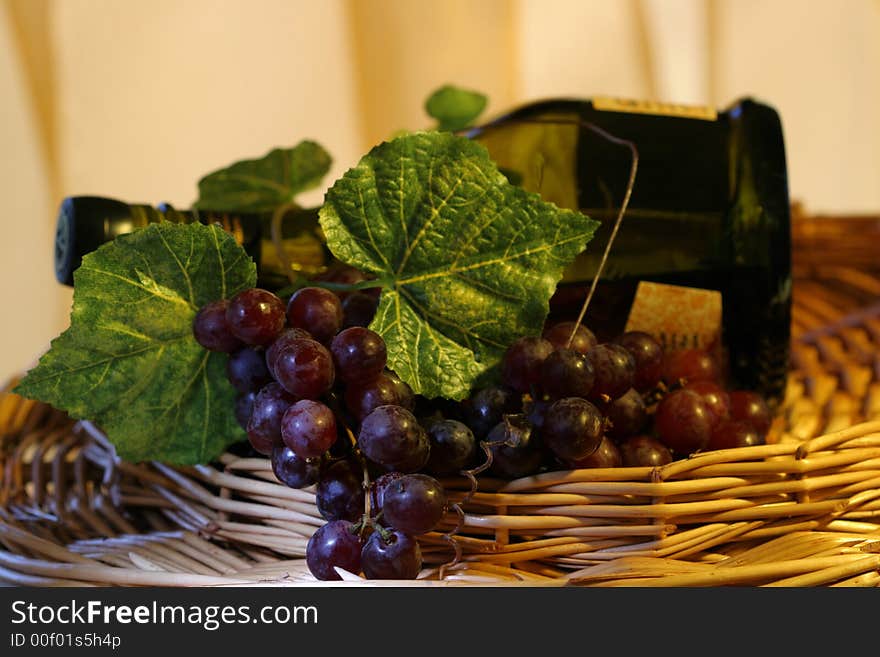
(319, 131), (599, 399)
(195, 140), (332, 213)
(425, 85), (488, 132)
(15, 223), (256, 464)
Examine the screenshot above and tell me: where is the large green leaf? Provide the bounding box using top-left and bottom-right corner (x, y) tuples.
(195, 140), (332, 212)
(425, 85), (488, 132)
(15, 223), (255, 464)
(319, 131), (599, 399)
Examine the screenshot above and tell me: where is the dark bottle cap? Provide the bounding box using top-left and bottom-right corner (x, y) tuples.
(55, 196), (133, 285)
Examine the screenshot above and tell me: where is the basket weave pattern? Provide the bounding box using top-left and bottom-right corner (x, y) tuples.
(1, 215), (879, 586)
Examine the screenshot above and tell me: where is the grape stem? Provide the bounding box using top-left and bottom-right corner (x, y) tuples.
(438, 424), (513, 576)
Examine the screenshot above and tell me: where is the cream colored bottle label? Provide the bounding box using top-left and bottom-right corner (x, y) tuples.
(593, 97), (718, 121)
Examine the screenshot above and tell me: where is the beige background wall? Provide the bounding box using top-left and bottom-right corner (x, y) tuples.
(2, 0), (879, 384)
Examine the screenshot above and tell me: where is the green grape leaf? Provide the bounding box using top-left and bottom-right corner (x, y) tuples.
(15, 223), (255, 465)
(195, 140), (332, 212)
(425, 85), (488, 132)
(319, 131), (599, 399)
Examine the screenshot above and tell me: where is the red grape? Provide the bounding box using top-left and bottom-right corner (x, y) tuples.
(586, 343), (635, 401)
(382, 474), (447, 535)
(616, 331), (664, 392)
(425, 419), (476, 476)
(315, 458), (365, 522)
(685, 380), (730, 427)
(361, 530), (422, 580)
(331, 327), (387, 385)
(662, 348), (719, 385)
(281, 399), (338, 459)
(460, 386), (521, 439)
(728, 390), (772, 434)
(273, 338), (335, 399)
(542, 397), (604, 461)
(654, 388), (714, 455)
(707, 419), (765, 450)
(225, 288), (286, 346)
(306, 520), (363, 581)
(192, 299), (243, 352)
(357, 405), (429, 472)
(271, 445), (320, 488)
(246, 382), (297, 455)
(565, 435), (623, 468)
(542, 321), (597, 354)
(620, 435), (673, 467)
(265, 328), (312, 378)
(342, 292), (379, 328)
(345, 372), (411, 421)
(539, 348), (595, 399)
(227, 346), (272, 393)
(605, 388), (647, 442)
(487, 416), (545, 479)
(286, 286), (344, 344)
(501, 337), (554, 393)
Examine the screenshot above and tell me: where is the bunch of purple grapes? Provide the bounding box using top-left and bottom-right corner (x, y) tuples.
(479, 323), (773, 472)
(193, 274), (453, 581)
(193, 268), (773, 580)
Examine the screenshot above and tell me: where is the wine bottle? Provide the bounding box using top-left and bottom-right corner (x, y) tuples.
(467, 97), (791, 405)
(54, 195), (329, 290)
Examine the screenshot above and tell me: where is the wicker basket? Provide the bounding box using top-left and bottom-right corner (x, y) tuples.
(1, 213), (879, 587)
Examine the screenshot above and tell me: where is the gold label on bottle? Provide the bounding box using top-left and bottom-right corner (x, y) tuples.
(593, 96), (717, 121)
(625, 281), (722, 351)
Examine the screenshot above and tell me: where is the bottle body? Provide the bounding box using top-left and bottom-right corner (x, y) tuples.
(54, 196), (328, 290)
(467, 97), (792, 404)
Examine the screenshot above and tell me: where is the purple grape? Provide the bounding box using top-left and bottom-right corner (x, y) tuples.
(728, 390), (772, 434)
(271, 445), (320, 488)
(487, 416), (545, 479)
(654, 388), (714, 455)
(331, 327), (387, 385)
(605, 388), (647, 442)
(281, 399), (338, 459)
(192, 299), (243, 352)
(357, 405), (430, 473)
(286, 286), (344, 344)
(586, 343), (636, 402)
(382, 474), (447, 535)
(273, 338), (335, 399)
(316, 458), (365, 522)
(425, 419), (476, 476)
(616, 331), (664, 392)
(386, 372), (415, 411)
(565, 435), (623, 468)
(539, 348), (595, 399)
(225, 288), (286, 346)
(345, 372), (411, 421)
(306, 520), (363, 581)
(460, 385), (520, 439)
(685, 381), (730, 427)
(662, 348), (720, 386)
(369, 471), (404, 525)
(361, 530), (422, 580)
(265, 328), (313, 378)
(524, 397), (551, 431)
(620, 435), (673, 467)
(342, 292), (379, 329)
(542, 397), (604, 461)
(227, 346), (272, 393)
(707, 419), (765, 450)
(542, 321), (597, 354)
(234, 391), (256, 430)
(246, 382), (297, 455)
(501, 336), (554, 393)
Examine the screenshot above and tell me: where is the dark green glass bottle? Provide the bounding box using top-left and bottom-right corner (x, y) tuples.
(468, 97), (792, 405)
(54, 196), (328, 291)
